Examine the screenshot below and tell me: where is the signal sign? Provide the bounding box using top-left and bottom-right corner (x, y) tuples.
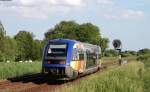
(112, 39), (122, 50)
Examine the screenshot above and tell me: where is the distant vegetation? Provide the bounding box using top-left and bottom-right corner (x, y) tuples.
(137, 48), (150, 61)
(0, 21), (43, 62)
(104, 48), (150, 59)
(0, 20), (109, 62)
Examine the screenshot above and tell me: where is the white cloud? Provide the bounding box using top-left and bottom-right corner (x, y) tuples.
(0, 0), (84, 19)
(121, 9), (144, 19)
(65, 0), (82, 6)
(20, 0), (35, 5)
(0, 0), (146, 20)
(14, 0), (83, 6)
(97, 0), (113, 5)
(102, 14), (117, 20)
(96, 0), (145, 20)
(100, 9), (145, 20)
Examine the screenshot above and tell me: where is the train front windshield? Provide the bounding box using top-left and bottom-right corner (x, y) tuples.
(46, 44), (67, 61)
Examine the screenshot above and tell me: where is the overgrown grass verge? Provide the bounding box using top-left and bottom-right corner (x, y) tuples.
(0, 62), (42, 80)
(60, 62), (145, 92)
(102, 56), (136, 64)
(101, 57), (118, 64)
(143, 67), (150, 92)
(140, 60), (150, 92)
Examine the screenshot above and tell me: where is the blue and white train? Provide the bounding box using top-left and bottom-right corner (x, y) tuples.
(42, 39), (101, 79)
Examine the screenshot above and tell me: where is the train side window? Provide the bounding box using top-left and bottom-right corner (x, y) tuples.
(99, 54), (101, 59)
(72, 48), (79, 61)
(78, 49), (84, 60)
(72, 48), (84, 61)
(96, 54), (100, 59)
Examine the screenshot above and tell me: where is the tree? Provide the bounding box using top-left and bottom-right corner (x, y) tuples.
(99, 38), (109, 56)
(44, 21), (102, 45)
(0, 36), (17, 62)
(44, 21), (109, 54)
(45, 21), (79, 41)
(14, 31), (34, 61)
(0, 21), (10, 62)
(137, 48), (150, 56)
(104, 49), (118, 57)
(2, 37), (17, 61)
(0, 21), (6, 39)
(121, 50), (137, 57)
(137, 48), (150, 61)
(77, 23), (101, 45)
(0, 21), (6, 57)
(31, 40), (43, 60)
(0, 51), (4, 62)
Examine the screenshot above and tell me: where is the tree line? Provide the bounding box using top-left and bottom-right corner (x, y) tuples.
(0, 20), (109, 62)
(0, 22), (43, 62)
(104, 48), (150, 60)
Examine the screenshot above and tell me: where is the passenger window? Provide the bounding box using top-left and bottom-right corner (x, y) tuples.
(79, 49), (84, 60)
(72, 49), (84, 61)
(72, 48), (79, 61)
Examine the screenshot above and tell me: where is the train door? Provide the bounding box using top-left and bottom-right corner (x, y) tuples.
(78, 49), (85, 73)
(85, 49), (98, 69)
(84, 50), (87, 70)
(71, 47), (86, 73)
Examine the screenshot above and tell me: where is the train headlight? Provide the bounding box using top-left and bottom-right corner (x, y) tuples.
(59, 61), (65, 64)
(47, 61), (51, 64)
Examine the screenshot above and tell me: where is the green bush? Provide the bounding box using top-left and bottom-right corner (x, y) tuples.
(137, 54), (150, 61)
(104, 49), (118, 57)
(0, 51), (5, 62)
(121, 51), (137, 57)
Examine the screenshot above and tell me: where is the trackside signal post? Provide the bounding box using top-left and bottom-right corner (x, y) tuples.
(112, 39), (122, 65)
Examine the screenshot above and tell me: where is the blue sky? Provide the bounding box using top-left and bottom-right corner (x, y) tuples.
(0, 0), (150, 51)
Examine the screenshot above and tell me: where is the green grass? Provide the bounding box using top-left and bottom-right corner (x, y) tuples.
(60, 61), (146, 92)
(101, 57), (118, 64)
(101, 56), (136, 64)
(140, 60), (150, 92)
(143, 68), (150, 92)
(0, 62), (42, 80)
(137, 54), (150, 92)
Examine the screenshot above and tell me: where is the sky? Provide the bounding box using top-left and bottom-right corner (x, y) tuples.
(0, 0), (150, 51)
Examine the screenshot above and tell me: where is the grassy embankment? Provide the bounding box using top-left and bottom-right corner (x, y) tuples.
(61, 61), (144, 92)
(101, 56), (136, 64)
(0, 62), (42, 80)
(60, 58), (150, 92)
(137, 53), (150, 92)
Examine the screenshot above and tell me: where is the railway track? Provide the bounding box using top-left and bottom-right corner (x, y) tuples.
(0, 60), (125, 92)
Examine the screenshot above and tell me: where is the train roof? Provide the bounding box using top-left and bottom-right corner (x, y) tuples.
(48, 38), (100, 48)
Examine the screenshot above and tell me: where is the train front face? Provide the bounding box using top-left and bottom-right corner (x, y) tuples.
(42, 39), (77, 79)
